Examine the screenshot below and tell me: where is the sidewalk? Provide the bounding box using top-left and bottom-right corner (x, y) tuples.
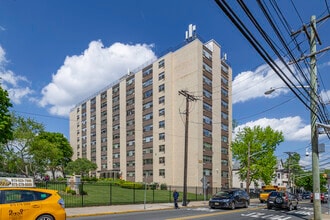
(65, 199), (330, 219)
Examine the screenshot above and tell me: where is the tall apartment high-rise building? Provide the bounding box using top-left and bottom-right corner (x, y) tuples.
(69, 25), (232, 188)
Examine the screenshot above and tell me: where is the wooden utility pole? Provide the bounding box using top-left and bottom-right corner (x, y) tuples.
(178, 90), (198, 206)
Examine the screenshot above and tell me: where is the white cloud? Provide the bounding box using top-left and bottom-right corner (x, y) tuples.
(232, 61), (294, 104)
(39, 40), (157, 116)
(0, 46), (33, 104)
(234, 116), (310, 142)
(319, 89), (330, 104)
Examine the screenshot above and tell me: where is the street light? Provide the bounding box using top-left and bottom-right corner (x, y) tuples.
(264, 86), (309, 95)
(265, 82), (322, 219)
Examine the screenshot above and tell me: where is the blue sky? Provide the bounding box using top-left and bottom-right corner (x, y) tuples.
(1, 0), (329, 169)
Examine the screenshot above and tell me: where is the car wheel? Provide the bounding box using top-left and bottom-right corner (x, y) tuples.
(275, 197), (283, 204)
(36, 214), (54, 220)
(294, 203), (298, 210)
(288, 203), (293, 211)
(230, 202), (236, 210)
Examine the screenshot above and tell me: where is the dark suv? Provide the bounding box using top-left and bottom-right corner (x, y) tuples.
(209, 189), (250, 210)
(267, 191), (298, 211)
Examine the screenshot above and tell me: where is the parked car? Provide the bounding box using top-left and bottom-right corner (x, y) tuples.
(311, 192), (328, 203)
(266, 191), (298, 211)
(302, 191), (311, 199)
(0, 177), (66, 220)
(209, 189), (250, 210)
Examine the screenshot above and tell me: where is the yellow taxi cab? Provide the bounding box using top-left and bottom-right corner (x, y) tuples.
(0, 177), (66, 220)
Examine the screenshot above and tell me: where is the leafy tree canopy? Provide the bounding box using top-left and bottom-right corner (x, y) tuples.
(0, 86), (13, 144)
(30, 132), (73, 178)
(232, 125), (284, 192)
(65, 158), (97, 177)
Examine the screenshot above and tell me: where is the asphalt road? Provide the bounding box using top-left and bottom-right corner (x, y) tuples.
(68, 203), (324, 220)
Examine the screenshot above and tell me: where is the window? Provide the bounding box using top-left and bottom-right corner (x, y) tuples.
(203, 116), (212, 125)
(143, 66), (153, 76)
(126, 119), (135, 126)
(221, 88), (228, 97)
(126, 98), (134, 106)
(221, 76), (228, 86)
(143, 89), (153, 99)
(203, 168), (212, 176)
(113, 153), (120, 159)
(159, 96), (165, 104)
(203, 155), (212, 163)
(159, 157), (165, 164)
(143, 112), (153, 121)
(203, 142), (212, 150)
(203, 89), (212, 99)
(112, 96), (119, 103)
(143, 136), (153, 143)
(143, 101), (153, 110)
(159, 169), (165, 177)
(203, 49), (212, 60)
(113, 143), (120, 149)
(221, 147), (228, 155)
(159, 72), (165, 80)
(159, 132), (165, 140)
(221, 123), (228, 131)
(127, 109), (135, 116)
(127, 130), (134, 136)
(101, 102), (107, 108)
(143, 124), (153, 132)
(143, 147), (153, 154)
(159, 120), (165, 128)
(159, 144), (165, 152)
(221, 112), (228, 120)
(221, 136), (228, 143)
(221, 159), (228, 166)
(203, 62), (212, 73)
(221, 64), (229, 73)
(203, 102), (212, 111)
(159, 108), (165, 116)
(112, 105), (119, 112)
(203, 75), (212, 86)
(127, 88), (134, 96)
(143, 78), (153, 87)
(143, 158), (153, 165)
(113, 114), (119, 121)
(127, 150), (135, 157)
(159, 84), (165, 92)
(158, 59), (165, 68)
(203, 129), (212, 137)
(113, 85), (119, 93)
(127, 77), (135, 86)
(127, 140), (135, 146)
(113, 124), (120, 131)
(221, 100), (228, 109)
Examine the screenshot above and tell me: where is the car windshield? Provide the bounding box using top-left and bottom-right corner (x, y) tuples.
(214, 191), (233, 198)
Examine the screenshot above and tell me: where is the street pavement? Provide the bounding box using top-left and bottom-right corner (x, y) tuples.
(66, 198), (330, 219)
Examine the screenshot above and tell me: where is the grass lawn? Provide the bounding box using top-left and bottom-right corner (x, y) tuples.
(37, 181), (205, 207)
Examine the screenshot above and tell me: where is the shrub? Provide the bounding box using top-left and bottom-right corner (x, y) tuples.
(160, 183), (167, 190)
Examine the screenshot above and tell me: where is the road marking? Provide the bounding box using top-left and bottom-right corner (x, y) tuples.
(166, 207), (263, 220)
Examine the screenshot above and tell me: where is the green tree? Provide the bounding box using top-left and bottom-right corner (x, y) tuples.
(232, 125), (284, 193)
(283, 152), (303, 189)
(65, 158), (97, 177)
(0, 86), (13, 145)
(30, 132), (73, 179)
(295, 172), (328, 192)
(2, 114), (44, 176)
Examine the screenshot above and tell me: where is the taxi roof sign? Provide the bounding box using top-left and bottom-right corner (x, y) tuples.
(0, 177), (35, 187)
